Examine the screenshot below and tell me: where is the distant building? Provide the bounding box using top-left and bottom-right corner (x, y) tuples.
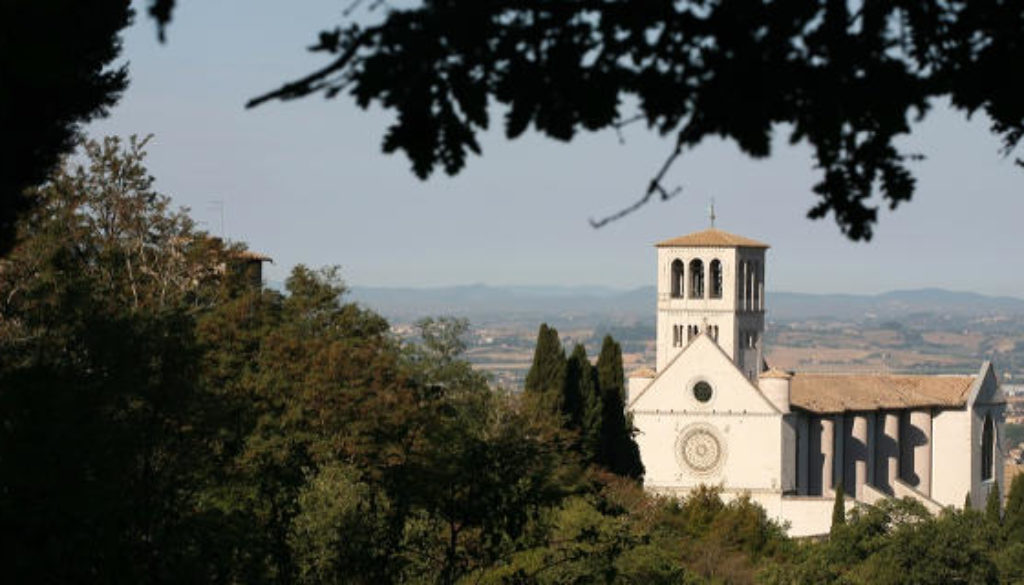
(627, 228), (1005, 537)
(230, 249), (272, 289)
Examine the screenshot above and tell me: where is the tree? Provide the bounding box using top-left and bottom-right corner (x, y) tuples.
(15, 4), (1023, 250)
(1, 0), (135, 255)
(524, 323), (567, 414)
(11, 3), (1024, 252)
(289, 462), (386, 585)
(831, 483), (846, 533)
(769, 498), (1003, 585)
(210, 264), (402, 582)
(563, 343), (602, 456)
(0, 135), (230, 582)
(240, 1), (1024, 241)
(1004, 474), (1024, 542)
(986, 481), (1002, 526)
(595, 335), (643, 480)
(524, 332), (643, 479)
(859, 504), (998, 585)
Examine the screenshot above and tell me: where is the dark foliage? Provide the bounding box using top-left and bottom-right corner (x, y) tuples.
(524, 323), (567, 411)
(9, 2), (1023, 253)
(0, 0), (132, 255)
(243, 0), (1024, 240)
(525, 326), (642, 481)
(595, 335), (643, 479)
(9, 133), (1024, 584)
(986, 481), (1002, 526)
(0, 137), (231, 582)
(1004, 474), (1024, 543)
(832, 482), (846, 532)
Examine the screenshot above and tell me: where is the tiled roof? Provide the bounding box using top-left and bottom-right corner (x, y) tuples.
(234, 250), (273, 262)
(760, 367), (793, 380)
(629, 367), (657, 379)
(656, 228), (769, 249)
(789, 373), (975, 414)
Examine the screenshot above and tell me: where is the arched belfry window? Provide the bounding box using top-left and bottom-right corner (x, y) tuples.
(709, 259), (723, 299)
(982, 414), (995, 482)
(670, 259), (684, 298)
(689, 259), (704, 299)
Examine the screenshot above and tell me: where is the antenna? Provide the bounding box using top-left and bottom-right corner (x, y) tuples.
(708, 198), (716, 228)
(207, 200), (225, 238)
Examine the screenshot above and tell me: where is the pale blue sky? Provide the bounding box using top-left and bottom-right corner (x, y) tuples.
(87, 1), (1024, 297)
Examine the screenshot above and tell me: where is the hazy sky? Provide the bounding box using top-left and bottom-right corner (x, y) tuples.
(87, 1), (1024, 297)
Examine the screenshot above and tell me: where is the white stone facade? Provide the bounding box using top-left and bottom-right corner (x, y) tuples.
(629, 228), (1006, 537)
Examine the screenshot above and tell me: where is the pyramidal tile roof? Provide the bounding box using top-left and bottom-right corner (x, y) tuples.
(656, 228), (769, 249)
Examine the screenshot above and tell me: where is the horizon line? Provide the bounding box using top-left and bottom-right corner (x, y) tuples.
(310, 282), (1024, 301)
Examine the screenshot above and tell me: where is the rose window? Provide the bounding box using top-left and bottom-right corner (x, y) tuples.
(677, 424), (725, 475)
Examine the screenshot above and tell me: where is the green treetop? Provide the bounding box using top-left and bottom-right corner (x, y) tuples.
(524, 323), (567, 414)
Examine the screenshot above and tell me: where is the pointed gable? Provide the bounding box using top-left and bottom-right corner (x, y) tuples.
(968, 361), (1004, 406)
(630, 334), (779, 414)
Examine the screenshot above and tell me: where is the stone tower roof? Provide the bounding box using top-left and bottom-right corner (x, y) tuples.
(656, 228), (769, 249)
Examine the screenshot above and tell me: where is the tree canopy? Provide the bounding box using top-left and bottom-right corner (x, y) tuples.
(9, 131), (1024, 584)
(243, 0), (1024, 240)
(1, 0), (132, 255)
(523, 325), (643, 480)
(6, 1), (1023, 254)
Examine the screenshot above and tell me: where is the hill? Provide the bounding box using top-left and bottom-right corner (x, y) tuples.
(349, 284), (1024, 324)
(347, 285), (1024, 388)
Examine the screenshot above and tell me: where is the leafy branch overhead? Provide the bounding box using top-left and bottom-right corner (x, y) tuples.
(245, 0), (1024, 240)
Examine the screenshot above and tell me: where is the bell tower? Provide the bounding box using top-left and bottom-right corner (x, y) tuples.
(654, 228), (768, 381)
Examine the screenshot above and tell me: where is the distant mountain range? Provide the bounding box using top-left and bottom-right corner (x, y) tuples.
(768, 288), (1024, 321)
(344, 284), (1024, 324)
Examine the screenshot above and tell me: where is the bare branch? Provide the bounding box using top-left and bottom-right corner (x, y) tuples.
(342, 0), (366, 17)
(246, 31), (370, 108)
(344, 0), (390, 16)
(589, 134), (685, 228)
(611, 113), (645, 145)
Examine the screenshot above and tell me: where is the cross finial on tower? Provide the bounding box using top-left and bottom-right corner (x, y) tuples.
(708, 198), (716, 228)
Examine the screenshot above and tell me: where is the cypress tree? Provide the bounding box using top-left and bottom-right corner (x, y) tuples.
(524, 323), (566, 413)
(831, 483), (846, 533)
(595, 335), (644, 480)
(986, 481), (1002, 525)
(565, 344), (601, 461)
(561, 343), (586, 428)
(1005, 475), (1024, 542)
(965, 491), (973, 511)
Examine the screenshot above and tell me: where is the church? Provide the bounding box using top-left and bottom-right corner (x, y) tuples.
(626, 227), (1005, 537)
